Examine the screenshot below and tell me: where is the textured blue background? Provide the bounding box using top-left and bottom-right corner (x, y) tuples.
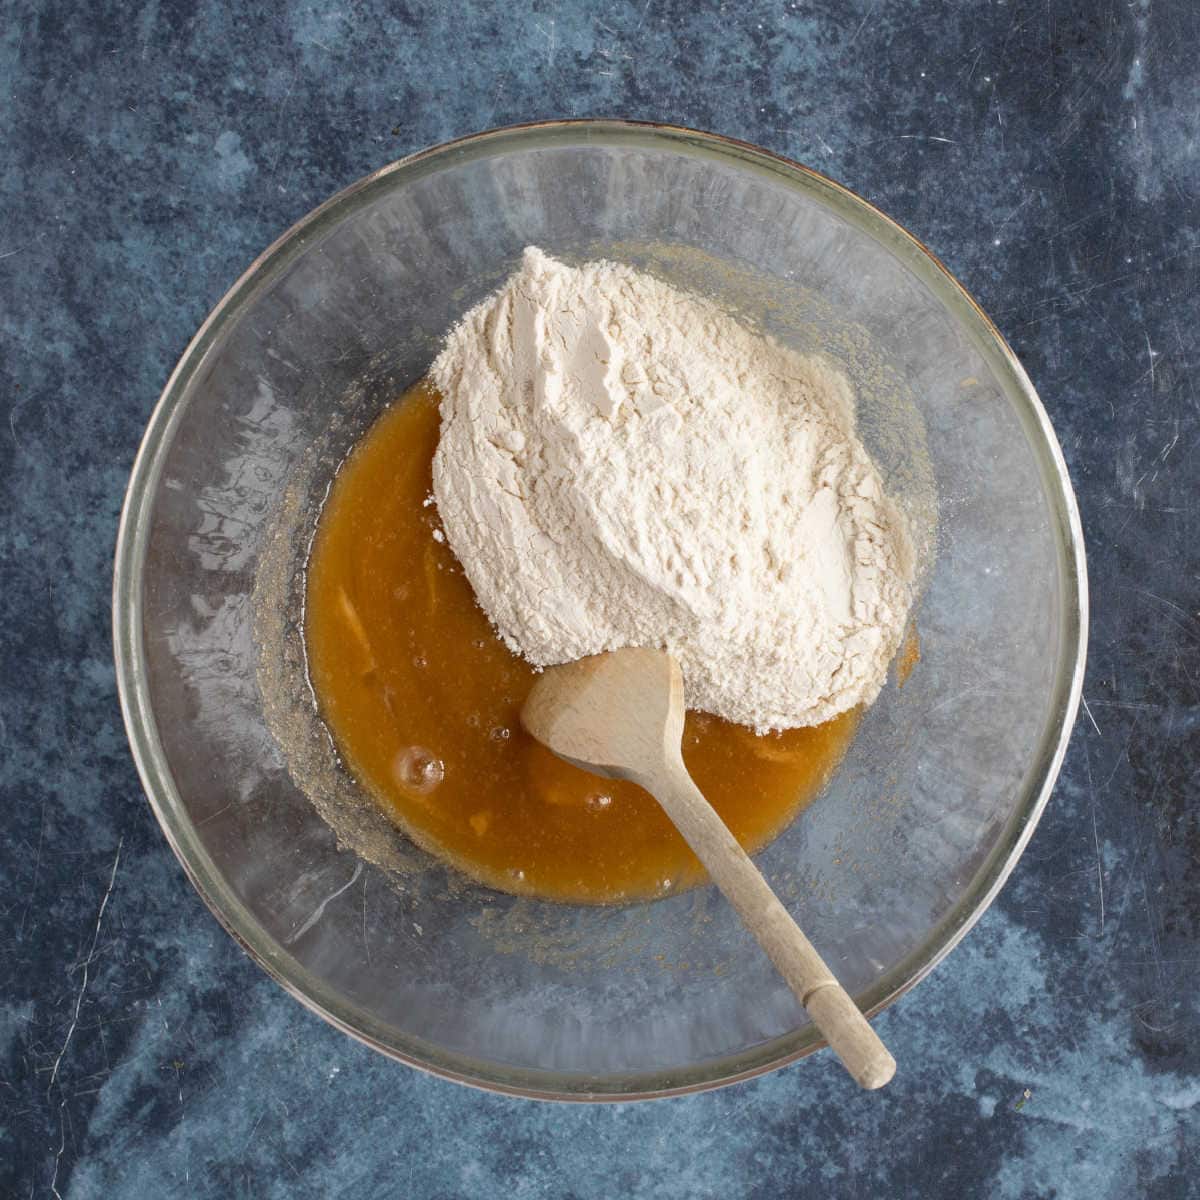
(2, 1), (1198, 1195)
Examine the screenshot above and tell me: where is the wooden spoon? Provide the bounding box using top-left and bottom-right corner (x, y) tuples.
(521, 647), (896, 1090)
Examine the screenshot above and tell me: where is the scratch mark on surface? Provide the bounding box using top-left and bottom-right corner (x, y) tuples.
(996, 192), (1035, 233)
(533, 17), (557, 67)
(285, 861), (363, 945)
(253, 69), (300, 224)
(1136, 588), (1196, 625)
(845, 2), (877, 49)
(48, 840), (123, 1093)
(771, 125), (835, 156)
(49, 1101), (66, 1199)
(925, 683), (991, 716)
(240, 1110), (266, 1154)
(1139, 711), (1174, 993)
(1098, 713), (1139, 792)
(1081, 694), (1102, 736)
(361, 869), (372, 965)
(18, 799), (47, 938)
(1086, 746), (1105, 935)
(1133, 1005), (1178, 1034)
(9, 396), (28, 450)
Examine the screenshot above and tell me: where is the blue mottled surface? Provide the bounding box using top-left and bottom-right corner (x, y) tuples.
(2, 1), (1198, 1195)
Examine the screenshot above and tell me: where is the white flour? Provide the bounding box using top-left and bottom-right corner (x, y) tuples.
(430, 248), (914, 732)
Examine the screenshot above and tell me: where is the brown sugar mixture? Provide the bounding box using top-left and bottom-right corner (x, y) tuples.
(304, 381), (859, 904)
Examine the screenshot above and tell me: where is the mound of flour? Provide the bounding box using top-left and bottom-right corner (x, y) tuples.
(430, 247), (914, 732)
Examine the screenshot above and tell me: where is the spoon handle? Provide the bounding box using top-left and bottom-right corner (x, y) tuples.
(645, 758), (896, 1090)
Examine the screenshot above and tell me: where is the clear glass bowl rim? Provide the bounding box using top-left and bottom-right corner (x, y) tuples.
(112, 118), (1088, 1101)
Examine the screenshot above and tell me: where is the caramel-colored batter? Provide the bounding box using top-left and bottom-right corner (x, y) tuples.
(305, 381), (859, 903)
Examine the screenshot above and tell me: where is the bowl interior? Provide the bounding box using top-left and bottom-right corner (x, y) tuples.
(116, 123), (1084, 1098)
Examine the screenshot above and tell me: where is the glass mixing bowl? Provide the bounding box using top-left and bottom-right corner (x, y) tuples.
(113, 121), (1086, 1099)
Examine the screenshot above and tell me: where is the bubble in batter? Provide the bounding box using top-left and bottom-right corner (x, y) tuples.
(393, 746), (444, 795)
